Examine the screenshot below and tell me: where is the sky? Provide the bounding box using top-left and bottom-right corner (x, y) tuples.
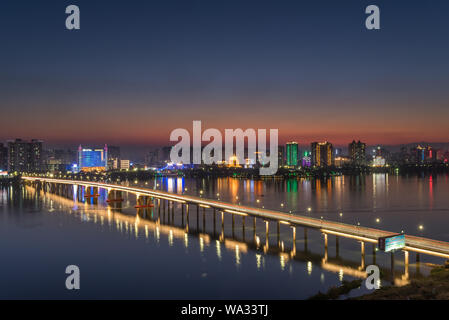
(1, 0), (449, 153)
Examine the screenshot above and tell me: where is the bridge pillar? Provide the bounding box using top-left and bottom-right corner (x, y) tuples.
(202, 207), (206, 232)
(242, 216), (245, 241)
(360, 241), (365, 270)
(167, 201), (171, 224)
(323, 233), (328, 262)
(304, 228), (308, 252)
(220, 211), (225, 241)
(200, 207), (205, 229)
(196, 205), (199, 230)
(292, 226), (296, 256)
(277, 222), (280, 247)
(181, 204), (184, 227)
(186, 204), (190, 228)
(232, 214), (235, 238)
(324, 233), (328, 249)
(336, 236), (340, 258)
(213, 208), (216, 235)
(372, 243), (377, 265)
(390, 252), (395, 284)
(403, 250), (409, 280)
(265, 220), (269, 242)
(264, 221), (269, 252)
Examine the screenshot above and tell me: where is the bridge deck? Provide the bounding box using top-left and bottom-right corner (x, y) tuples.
(22, 176), (449, 259)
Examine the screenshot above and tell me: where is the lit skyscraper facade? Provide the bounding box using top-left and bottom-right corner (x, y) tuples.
(302, 151), (311, 167)
(349, 140), (366, 165)
(7, 139), (43, 172)
(0, 143), (7, 171)
(278, 145), (285, 167)
(311, 142), (333, 167)
(78, 145), (108, 172)
(286, 142), (299, 167)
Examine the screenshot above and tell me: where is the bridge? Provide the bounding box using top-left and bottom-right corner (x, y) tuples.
(23, 183), (414, 286)
(21, 176), (449, 264)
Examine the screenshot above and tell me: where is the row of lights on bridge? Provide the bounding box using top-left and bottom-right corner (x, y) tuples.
(27, 173), (427, 232)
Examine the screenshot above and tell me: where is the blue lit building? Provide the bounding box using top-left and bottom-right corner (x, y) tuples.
(78, 145), (108, 172)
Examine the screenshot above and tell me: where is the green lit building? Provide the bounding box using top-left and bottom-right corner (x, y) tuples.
(286, 142), (299, 167)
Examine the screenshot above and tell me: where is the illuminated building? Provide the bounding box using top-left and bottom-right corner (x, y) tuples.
(348, 140), (366, 165)
(411, 145), (435, 163)
(45, 149), (76, 172)
(334, 156), (351, 167)
(302, 151), (311, 167)
(0, 143), (7, 171)
(107, 146), (121, 168)
(227, 155), (241, 167)
(311, 142), (333, 167)
(286, 142), (299, 167)
(78, 145), (108, 172)
(334, 148), (343, 157)
(119, 159), (130, 170)
(7, 139), (43, 172)
(372, 156), (386, 167)
(278, 146), (285, 167)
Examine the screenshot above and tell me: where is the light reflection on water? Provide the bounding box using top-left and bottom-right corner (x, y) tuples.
(0, 173), (447, 299)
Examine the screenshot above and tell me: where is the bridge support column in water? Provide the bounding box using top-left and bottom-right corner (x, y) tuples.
(265, 221), (269, 252)
(277, 222), (280, 247)
(242, 216), (245, 241)
(323, 233), (328, 262)
(167, 201), (171, 224)
(213, 208), (216, 235)
(292, 226), (296, 256)
(201, 207), (205, 231)
(232, 214), (235, 238)
(181, 203), (184, 227)
(415, 252), (421, 275)
(391, 252), (395, 284)
(186, 204), (190, 232)
(220, 211), (225, 241)
(360, 241), (365, 270)
(304, 228), (308, 252)
(336, 236), (340, 258)
(404, 250), (409, 280)
(195, 205), (199, 231)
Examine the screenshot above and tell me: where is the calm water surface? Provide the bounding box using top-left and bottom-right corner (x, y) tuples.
(1, 173), (447, 299)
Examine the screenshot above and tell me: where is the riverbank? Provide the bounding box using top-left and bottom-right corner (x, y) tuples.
(307, 263), (449, 300)
(355, 264), (449, 300)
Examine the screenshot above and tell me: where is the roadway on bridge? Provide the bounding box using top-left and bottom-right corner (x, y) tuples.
(22, 176), (449, 259)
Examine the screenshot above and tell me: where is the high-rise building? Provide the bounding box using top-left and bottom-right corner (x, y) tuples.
(107, 146), (121, 169)
(108, 146), (120, 160)
(302, 151), (311, 167)
(277, 146), (285, 167)
(45, 149), (77, 172)
(0, 143), (7, 171)
(7, 139), (43, 172)
(411, 145), (435, 163)
(119, 159), (130, 170)
(311, 141), (333, 167)
(348, 140), (366, 165)
(286, 142), (299, 167)
(78, 145), (108, 172)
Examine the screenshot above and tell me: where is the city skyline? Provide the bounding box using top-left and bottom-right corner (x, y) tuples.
(1, 1), (449, 147)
